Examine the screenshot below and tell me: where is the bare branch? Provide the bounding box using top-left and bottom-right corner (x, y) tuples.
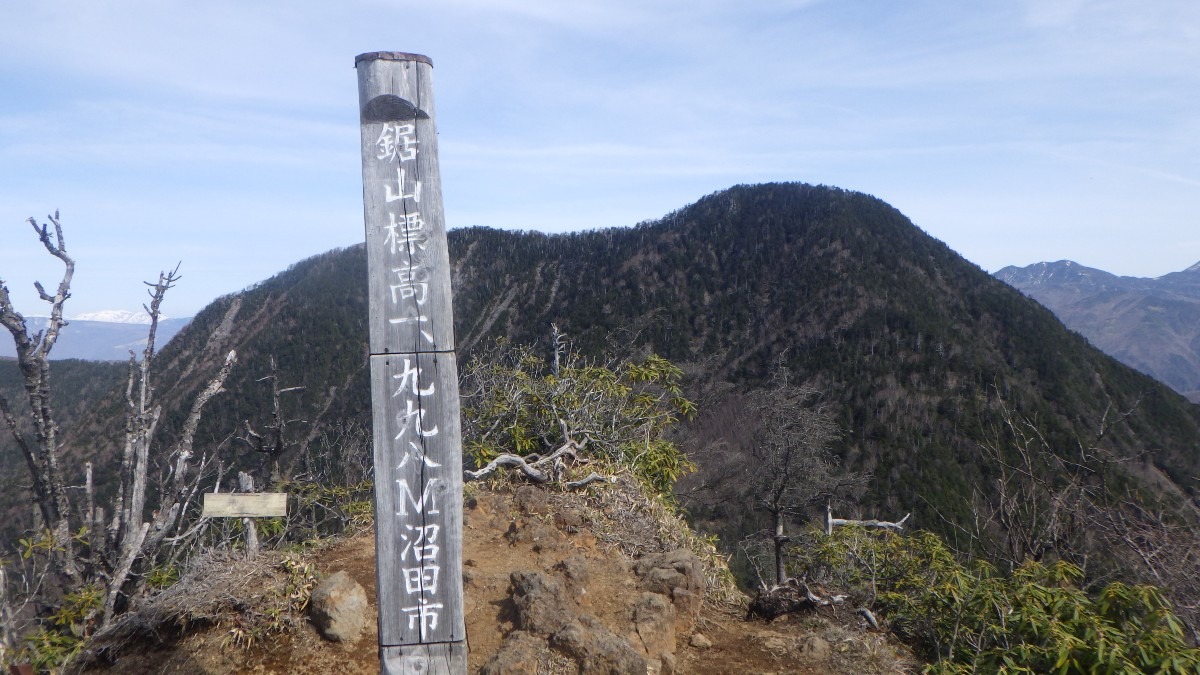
(0, 213), (80, 586)
(142, 350), (238, 564)
(464, 440), (581, 483)
(24, 213), (75, 359)
(2, 228), (243, 631)
(238, 355), (304, 485)
(565, 472), (613, 489)
(101, 522), (149, 626)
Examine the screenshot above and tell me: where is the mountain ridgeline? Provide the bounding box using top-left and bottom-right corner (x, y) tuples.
(4, 182), (1200, 559)
(997, 260), (1200, 403)
(446, 184), (1200, 528)
(0, 317), (191, 362)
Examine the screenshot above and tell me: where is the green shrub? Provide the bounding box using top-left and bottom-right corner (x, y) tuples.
(461, 339), (696, 494)
(145, 563), (180, 590)
(19, 584), (102, 670)
(798, 526), (1200, 673)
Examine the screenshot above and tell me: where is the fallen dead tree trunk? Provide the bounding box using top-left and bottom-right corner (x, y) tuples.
(825, 504), (910, 535)
(746, 579), (847, 620)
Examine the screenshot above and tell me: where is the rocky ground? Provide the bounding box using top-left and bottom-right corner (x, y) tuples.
(74, 483), (916, 674)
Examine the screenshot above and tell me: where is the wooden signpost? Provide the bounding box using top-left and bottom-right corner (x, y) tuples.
(201, 486), (287, 558)
(200, 493), (287, 518)
(356, 52), (467, 675)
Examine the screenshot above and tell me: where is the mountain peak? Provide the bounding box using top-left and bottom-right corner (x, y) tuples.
(999, 256), (1200, 401)
(994, 260), (1109, 289)
(72, 310), (157, 324)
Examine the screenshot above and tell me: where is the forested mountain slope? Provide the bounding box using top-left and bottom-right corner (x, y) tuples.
(4, 182), (1199, 562)
(0, 358), (126, 540)
(446, 183), (1200, 531)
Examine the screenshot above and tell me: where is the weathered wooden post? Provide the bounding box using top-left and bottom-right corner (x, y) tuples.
(356, 52), (467, 674)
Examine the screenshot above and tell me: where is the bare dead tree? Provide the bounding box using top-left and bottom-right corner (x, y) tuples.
(967, 395), (1132, 572)
(280, 421), (374, 540)
(0, 564), (12, 665)
(237, 355), (306, 486)
(746, 364), (868, 586)
(677, 359), (869, 590)
(825, 505), (910, 535)
(0, 212), (81, 586)
(307, 421), (373, 489)
(967, 391), (1200, 637)
(0, 212), (238, 630)
(1093, 499), (1200, 642)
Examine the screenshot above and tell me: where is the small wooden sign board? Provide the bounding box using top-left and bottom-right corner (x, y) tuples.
(201, 493), (287, 518)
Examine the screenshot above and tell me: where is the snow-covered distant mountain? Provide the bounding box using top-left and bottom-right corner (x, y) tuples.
(72, 310), (157, 324)
(0, 316), (192, 361)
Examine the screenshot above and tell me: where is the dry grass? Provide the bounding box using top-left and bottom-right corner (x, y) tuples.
(530, 468), (747, 608)
(74, 471), (742, 671)
(73, 548), (319, 670)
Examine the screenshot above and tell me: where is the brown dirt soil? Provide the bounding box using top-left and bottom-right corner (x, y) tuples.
(77, 487), (917, 674)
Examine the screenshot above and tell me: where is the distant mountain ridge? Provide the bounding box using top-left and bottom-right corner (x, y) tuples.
(996, 260), (1200, 402)
(40, 182), (1198, 535)
(6, 182), (1200, 593)
(0, 316), (191, 361)
(72, 310), (157, 324)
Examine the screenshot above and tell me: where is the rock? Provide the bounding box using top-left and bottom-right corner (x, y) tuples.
(746, 582), (817, 620)
(510, 571), (575, 635)
(667, 588), (701, 631)
(659, 652), (677, 675)
(688, 633), (712, 649)
(308, 570), (367, 643)
(514, 485), (550, 515)
(631, 592), (676, 658)
(504, 518), (560, 552)
(552, 616), (647, 675)
(480, 631), (546, 675)
(634, 550), (705, 634)
(509, 569), (650, 674)
(553, 509), (583, 531)
(555, 554), (591, 599)
(761, 635), (790, 654)
(799, 634), (832, 662)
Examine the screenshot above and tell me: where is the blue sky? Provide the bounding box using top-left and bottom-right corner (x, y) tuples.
(1, 0), (1198, 317)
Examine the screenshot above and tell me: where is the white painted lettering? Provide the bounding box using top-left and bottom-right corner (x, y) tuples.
(387, 315), (435, 344)
(395, 477), (441, 516)
(395, 398), (439, 439)
(400, 523), (440, 562)
(383, 211), (427, 256)
(392, 358), (435, 397)
(385, 167), (422, 204)
(397, 440), (441, 470)
(401, 601), (443, 637)
(402, 565), (441, 595)
(376, 123), (418, 163)
(389, 267), (430, 306)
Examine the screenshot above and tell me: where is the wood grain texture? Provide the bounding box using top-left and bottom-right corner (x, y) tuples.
(369, 353), (465, 647)
(381, 643), (467, 675)
(200, 493), (287, 518)
(358, 52), (467, 671)
(359, 55), (454, 355)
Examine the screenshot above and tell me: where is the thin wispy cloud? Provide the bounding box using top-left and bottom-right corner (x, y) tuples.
(1, 1), (1197, 315)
